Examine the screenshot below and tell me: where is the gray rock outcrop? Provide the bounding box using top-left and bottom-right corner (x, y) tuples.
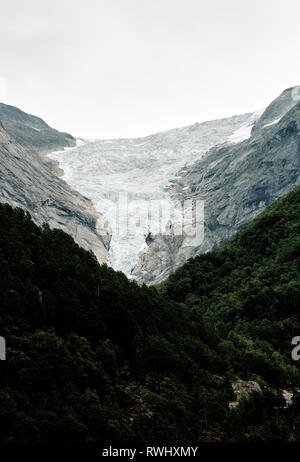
(229, 380), (262, 408)
(0, 112), (110, 263)
(0, 103), (75, 154)
(132, 87), (300, 284)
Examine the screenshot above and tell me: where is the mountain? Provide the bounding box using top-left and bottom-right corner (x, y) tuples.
(0, 186), (299, 442)
(1, 89), (298, 285)
(132, 87), (300, 284)
(0, 103), (75, 154)
(0, 106), (110, 262)
(50, 112), (255, 274)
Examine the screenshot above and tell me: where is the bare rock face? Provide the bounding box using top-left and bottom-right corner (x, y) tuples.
(229, 380), (295, 409)
(0, 103), (75, 154)
(229, 380), (262, 408)
(0, 118), (110, 263)
(232, 380), (262, 398)
(132, 87), (300, 285)
(281, 390), (293, 408)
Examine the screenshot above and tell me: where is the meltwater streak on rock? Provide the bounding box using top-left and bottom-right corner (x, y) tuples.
(50, 113), (254, 275)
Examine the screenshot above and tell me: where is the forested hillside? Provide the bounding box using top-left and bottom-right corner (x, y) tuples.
(0, 186), (299, 442)
(164, 185), (300, 369)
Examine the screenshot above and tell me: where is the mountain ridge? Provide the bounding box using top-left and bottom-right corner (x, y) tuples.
(132, 87), (300, 284)
(0, 107), (111, 263)
(0, 102), (75, 154)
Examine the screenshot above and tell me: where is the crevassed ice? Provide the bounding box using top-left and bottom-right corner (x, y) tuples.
(49, 114), (255, 275)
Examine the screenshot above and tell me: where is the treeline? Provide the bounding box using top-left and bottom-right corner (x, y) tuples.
(0, 186), (299, 442)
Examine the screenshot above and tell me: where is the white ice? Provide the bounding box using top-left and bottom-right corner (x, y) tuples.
(49, 114), (255, 275)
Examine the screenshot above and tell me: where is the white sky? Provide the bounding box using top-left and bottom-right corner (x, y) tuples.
(1, 0), (300, 139)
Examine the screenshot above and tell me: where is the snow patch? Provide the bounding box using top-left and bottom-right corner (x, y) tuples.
(262, 117), (282, 128)
(228, 107), (265, 144)
(228, 123), (254, 143)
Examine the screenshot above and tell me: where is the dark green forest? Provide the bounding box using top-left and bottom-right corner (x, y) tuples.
(0, 186), (299, 442)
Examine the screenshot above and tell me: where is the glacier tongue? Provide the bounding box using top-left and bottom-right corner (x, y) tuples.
(49, 113), (255, 275)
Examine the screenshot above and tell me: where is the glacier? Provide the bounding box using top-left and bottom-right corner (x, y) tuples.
(49, 113), (256, 276)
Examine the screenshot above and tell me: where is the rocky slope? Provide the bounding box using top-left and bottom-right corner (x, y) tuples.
(0, 103), (75, 154)
(0, 112), (110, 263)
(132, 87), (300, 284)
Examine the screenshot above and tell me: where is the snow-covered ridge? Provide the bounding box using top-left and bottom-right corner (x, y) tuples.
(49, 113), (255, 275)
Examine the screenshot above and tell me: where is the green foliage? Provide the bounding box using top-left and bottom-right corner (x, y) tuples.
(166, 186), (300, 386)
(0, 203), (224, 442)
(0, 185), (300, 442)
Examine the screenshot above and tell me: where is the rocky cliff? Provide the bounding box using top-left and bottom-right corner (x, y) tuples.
(132, 87), (300, 284)
(0, 109), (110, 263)
(0, 103), (75, 154)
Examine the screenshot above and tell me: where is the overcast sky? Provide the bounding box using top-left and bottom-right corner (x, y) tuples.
(1, 0), (300, 139)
